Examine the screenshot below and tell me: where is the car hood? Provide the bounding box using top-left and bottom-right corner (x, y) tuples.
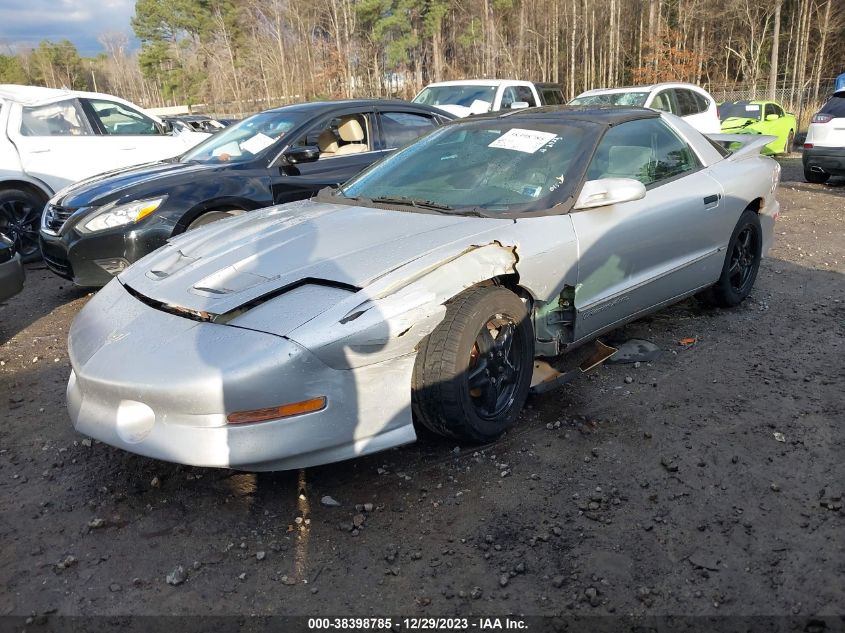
(52, 160), (226, 208)
(118, 199), (513, 317)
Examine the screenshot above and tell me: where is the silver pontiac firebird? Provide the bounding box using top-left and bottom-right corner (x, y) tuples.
(67, 107), (780, 471)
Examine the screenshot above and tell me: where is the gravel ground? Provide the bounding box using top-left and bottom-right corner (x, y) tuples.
(0, 156), (842, 621)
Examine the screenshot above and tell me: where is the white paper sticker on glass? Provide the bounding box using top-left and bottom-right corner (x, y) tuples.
(489, 128), (557, 153)
(745, 105), (760, 111)
(240, 132), (276, 154)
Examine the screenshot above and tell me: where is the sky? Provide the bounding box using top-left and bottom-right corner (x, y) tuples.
(0, 0), (136, 57)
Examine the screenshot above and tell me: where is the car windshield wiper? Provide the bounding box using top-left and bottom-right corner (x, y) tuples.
(370, 195), (455, 211)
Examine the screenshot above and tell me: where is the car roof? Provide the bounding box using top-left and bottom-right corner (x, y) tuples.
(578, 82), (709, 96)
(423, 79), (534, 88)
(465, 105), (661, 126)
(265, 99), (447, 114)
(0, 83), (142, 107)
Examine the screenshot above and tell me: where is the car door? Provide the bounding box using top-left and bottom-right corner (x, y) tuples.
(570, 116), (726, 339)
(8, 98), (99, 191)
(270, 107), (384, 204)
(79, 98), (189, 168)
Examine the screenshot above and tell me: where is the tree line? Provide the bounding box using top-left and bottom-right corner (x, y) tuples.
(1, 0), (842, 116)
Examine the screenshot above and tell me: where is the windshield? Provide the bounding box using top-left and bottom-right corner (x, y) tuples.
(719, 101), (762, 121)
(339, 120), (596, 215)
(820, 93), (845, 117)
(180, 110), (304, 163)
(413, 85), (498, 110)
(570, 91), (649, 107)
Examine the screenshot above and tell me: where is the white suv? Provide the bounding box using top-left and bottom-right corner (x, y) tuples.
(0, 85), (206, 260)
(570, 83), (720, 134)
(803, 89), (845, 183)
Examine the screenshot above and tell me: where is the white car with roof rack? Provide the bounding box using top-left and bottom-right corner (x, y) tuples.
(0, 84), (206, 260)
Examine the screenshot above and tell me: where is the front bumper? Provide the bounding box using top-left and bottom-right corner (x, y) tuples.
(0, 253), (25, 302)
(802, 146), (845, 176)
(67, 280), (417, 471)
(39, 221), (173, 288)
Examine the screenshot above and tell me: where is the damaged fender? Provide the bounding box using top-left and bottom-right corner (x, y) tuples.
(281, 242), (519, 369)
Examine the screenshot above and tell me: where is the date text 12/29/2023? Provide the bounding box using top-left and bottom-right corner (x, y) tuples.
(307, 617), (528, 630)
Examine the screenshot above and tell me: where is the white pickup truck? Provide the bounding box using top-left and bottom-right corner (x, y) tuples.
(412, 80), (565, 118)
(0, 84), (207, 260)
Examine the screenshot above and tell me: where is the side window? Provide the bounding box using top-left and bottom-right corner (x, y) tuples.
(515, 86), (537, 106)
(693, 92), (710, 113)
(296, 113), (371, 159)
(542, 88), (564, 105)
(764, 104), (778, 119)
(674, 90), (699, 116)
(86, 99), (161, 135)
(20, 100), (92, 136)
(649, 91), (673, 113)
(586, 118), (700, 186)
(772, 104), (785, 117)
(500, 87), (518, 109)
(379, 111), (436, 148)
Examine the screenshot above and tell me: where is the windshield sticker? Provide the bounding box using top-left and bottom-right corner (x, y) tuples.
(240, 132), (276, 154)
(489, 128), (558, 153)
(745, 105), (761, 111)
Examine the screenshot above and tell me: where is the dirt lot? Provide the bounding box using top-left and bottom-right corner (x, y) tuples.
(1, 157), (842, 623)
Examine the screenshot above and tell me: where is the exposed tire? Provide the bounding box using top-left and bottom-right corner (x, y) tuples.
(708, 209), (763, 308)
(412, 285), (534, 443)
(784, 130), (794, 154)
(803, 167), (830, 184)
(0, 188), (45, 263)
(186, 209), (242, 230)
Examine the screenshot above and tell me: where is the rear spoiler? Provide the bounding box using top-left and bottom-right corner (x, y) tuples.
(707, 133), (777, 158)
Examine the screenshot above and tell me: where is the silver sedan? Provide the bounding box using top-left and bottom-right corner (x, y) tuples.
(66, 107), (779, 470)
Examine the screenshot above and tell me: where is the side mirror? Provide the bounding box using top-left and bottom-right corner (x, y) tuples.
(284, 145), (320, 164)
(574, 178), (647, 210)
(765, 113), (779, 121)
(160, 120), (174, 134)
(510, 101), (530, 110)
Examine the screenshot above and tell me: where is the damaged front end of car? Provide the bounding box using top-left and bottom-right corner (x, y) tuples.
(66, 201), (524, 470)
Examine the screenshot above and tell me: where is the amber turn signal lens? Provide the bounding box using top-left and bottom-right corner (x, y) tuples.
(226, 397), (326, 424)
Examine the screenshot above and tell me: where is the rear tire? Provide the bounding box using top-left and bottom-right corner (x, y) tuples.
(708, 209), (762, 308)
(0, 188), (45, 263)
(412, 285), (533, 443)
(803, 167), (830, 184)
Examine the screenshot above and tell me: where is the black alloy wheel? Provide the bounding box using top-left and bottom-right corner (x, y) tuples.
(467, 316), (525, 420)
(727, 225), (759, 295)
(0, 189), (43, 262)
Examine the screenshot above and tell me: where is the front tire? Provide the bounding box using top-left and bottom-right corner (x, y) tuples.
(412, 285), (534, 443)
(186, 209), (242, 230)
(0, 188), (45, 263)
(708, 209), (762, 307)
(784, 130), (794, 154)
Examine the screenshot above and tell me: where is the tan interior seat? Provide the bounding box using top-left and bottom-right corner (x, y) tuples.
(333, 117), (368, 155)
(318, 129), (338, 157)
